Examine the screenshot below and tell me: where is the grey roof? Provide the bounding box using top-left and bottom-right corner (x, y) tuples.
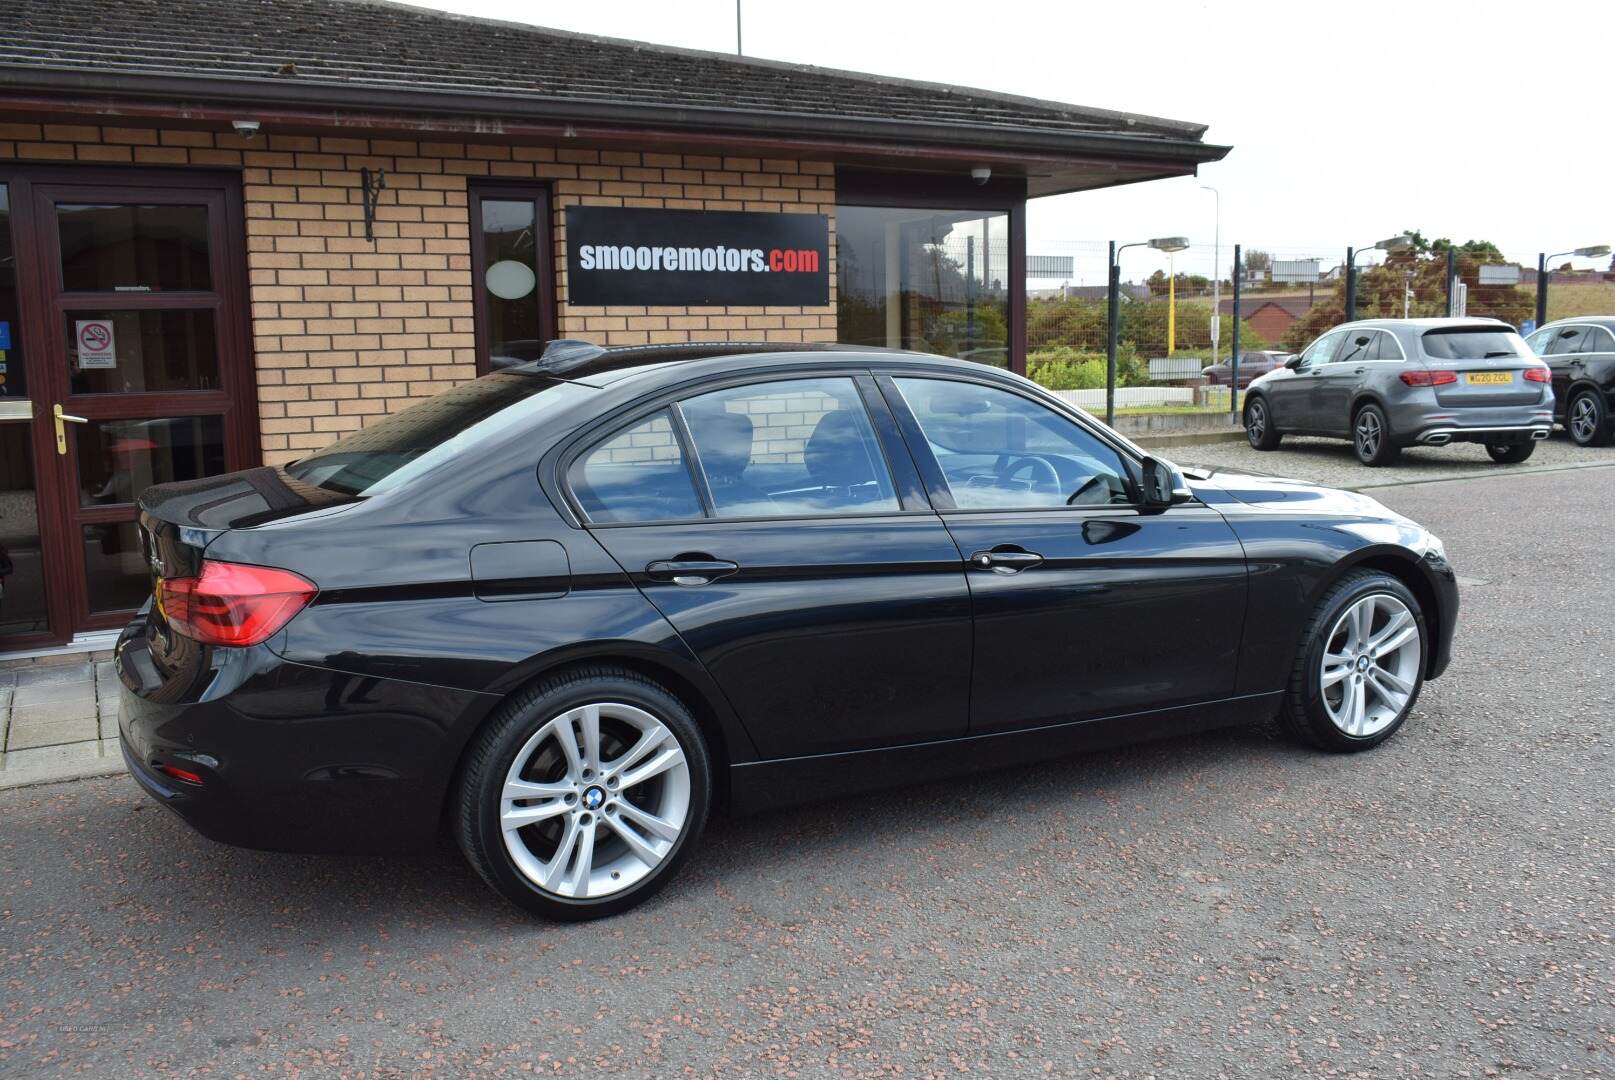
(0, 0), (1224, 163)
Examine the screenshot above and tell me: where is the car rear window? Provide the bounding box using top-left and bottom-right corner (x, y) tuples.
(285, 373), (590, 496)
(1420, 327), (1529, 360)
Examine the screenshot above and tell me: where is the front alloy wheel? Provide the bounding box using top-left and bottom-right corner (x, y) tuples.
(1246, 396), (1281, 450)
(456, 667), (711, 919)
(1282, 569), (1426, 751)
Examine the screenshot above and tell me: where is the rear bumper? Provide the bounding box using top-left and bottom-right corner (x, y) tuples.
(115, 616), (500, 854)
(1416, 423), (1552, 446)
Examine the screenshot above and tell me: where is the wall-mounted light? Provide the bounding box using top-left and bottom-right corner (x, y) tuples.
(231, 119), (261, 139)
(970, 166), (992, 186)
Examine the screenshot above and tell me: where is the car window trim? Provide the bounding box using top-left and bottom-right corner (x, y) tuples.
(554, 366), (937, 528)
(876, 370), (1147, 513)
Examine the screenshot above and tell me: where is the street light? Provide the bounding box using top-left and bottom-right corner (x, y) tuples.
(1106, 237), (1190, 426)
(1345, 234), (1413, 321)
(1536, 244), (1611, 327)
(1200, 186), (1221, 371)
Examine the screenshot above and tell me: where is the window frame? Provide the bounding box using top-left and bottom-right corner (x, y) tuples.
(468, 182), (557, 377)
(554, 367), (929, 528)
(1585, 325), (1615, 353)
(875, 369), (1146, 514)
(1547, 325), (1589, 356)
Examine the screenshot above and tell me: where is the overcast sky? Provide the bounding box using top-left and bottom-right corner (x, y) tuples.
(397, 0), (1612, 282)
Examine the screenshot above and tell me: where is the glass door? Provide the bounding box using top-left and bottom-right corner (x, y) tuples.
(0, 168), (258, 650)
(0, 182), (57, 647)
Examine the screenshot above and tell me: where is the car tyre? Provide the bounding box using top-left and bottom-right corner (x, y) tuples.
(1279, 570), (1426, 752)
(1485, 441), (1535, 464)
(1245, 395), (1281, 450)
(454, 666), (712, 921)
(1567, 389), (1611, 447)
(1352, 403), (1400, 466)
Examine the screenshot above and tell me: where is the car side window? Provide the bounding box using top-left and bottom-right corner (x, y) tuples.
(1371, 331), (1406, 362)
(1299, 330), (1345, 369)
(1548, 327), (1586, 355)
(569, 409), (703, 524)
(1335, 331), (1375, 365)
(678, 377), (899, 519)
(1525, 328), (1555, 356)
(894, 377), (1132, 510)
(1585, 327), (1615, 353)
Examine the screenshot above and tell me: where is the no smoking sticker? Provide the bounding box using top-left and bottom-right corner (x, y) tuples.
(76, 319), (117, 369)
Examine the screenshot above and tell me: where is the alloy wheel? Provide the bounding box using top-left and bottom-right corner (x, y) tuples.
(1571, 395), (1598, 444)
(1355, 410), (1382, 459)
(499, 702), (691, 900)
(1247, 400), (1266, 442)
(1319, 593), (1421, 737)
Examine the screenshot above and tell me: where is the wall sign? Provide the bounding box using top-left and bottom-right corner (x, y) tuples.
(565, 207), (829, 307)
(75, 319), (118, 370)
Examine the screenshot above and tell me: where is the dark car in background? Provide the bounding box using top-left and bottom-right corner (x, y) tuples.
(1524, 317), (1615, 446)
(1201, 350), (1286, 387)
(118, 342), (1457, 919)
(1243, 318), (1554, 466)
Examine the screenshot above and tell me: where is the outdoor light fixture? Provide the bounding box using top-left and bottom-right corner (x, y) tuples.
(1536, 243), (1611, 326)
(231, 119), (261, 139)
(1102, 236), (1191, 426)
(1345, 235), (1413, 320)
(1148, 236), (1190, 253)
(970, 166), (992, 185)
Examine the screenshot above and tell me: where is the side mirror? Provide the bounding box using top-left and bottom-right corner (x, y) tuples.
(1141, 456), (1192, 508)
(1283, 354), (1302, 369)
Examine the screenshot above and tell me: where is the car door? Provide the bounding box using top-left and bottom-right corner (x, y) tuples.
(1268, 329), (1345, 432)
(1541, 324), (1590, 417)
(882, 374), (1249, 734)
(1314, 329), (1380, 433)
(567, 372), (973, 759)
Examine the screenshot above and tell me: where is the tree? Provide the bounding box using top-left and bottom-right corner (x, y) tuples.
(1281, 231), (1533, 349)
(1244, 249), (1273, 273)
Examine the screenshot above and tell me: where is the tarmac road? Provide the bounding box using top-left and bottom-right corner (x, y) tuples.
(2, 465), (1611, 1078)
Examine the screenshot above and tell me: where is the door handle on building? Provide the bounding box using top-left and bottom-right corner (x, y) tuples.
(52, 403), (87, 455)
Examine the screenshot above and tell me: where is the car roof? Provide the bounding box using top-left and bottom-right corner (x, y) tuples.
(511, 340), (991, 388)
(1538, 315), (1615, 330)
(1333, 317), (1512, 332)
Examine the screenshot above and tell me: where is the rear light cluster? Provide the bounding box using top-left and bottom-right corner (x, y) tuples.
(1399, 370), (1458, 387)
(1522, 366), (1552, 383)
(159, 560), (317, 647)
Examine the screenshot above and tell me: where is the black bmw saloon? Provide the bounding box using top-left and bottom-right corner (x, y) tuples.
(118, 342), (1457, 919)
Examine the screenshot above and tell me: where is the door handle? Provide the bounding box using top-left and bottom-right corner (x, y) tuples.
(52, 403), (87, 455)
(1353, 367), (1366, 374)
(970, 548), (1044, 574)
(645, 556), (739, 586)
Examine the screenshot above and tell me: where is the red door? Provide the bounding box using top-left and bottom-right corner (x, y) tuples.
(0, 167), (257, 650)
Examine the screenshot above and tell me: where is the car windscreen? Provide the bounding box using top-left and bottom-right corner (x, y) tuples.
(284, 373), (591, 496)
(1420, 327), (1530, 360)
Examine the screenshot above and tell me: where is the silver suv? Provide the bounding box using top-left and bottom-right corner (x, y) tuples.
(1243, 317), (1554, 466)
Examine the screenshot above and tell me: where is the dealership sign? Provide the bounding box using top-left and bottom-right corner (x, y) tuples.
(565, 207), (830, 307)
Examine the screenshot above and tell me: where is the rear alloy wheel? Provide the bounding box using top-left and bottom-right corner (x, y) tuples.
(455, 667), (711, 920)
(1352, 404), (1400, 466)
(1567, 389), (1611, 447)
(1485, 441), (1535, 464)
(1281, 570), (1426, 751)
(1245, 396), (1281, 450)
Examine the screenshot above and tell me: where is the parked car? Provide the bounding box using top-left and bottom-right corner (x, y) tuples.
(1242, 318), (1553, 466)
(119, 342), (1458, 919)
(1201, 350), (1286, 387)
(1523, 317), (1615, 447)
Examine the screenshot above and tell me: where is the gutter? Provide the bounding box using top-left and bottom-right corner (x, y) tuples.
(0, 66), (1231, 168)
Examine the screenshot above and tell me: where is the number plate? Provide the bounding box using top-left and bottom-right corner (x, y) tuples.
(1466, 371), (1512, 385)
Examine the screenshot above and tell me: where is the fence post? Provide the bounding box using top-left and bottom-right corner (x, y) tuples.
(1345, 246), (1357, 321)
(1444, 247), (1456, 317)
(1230, 244), (1241, 417)
(1105, 240), (1118, 427)
(1535, 252), (1548, 328)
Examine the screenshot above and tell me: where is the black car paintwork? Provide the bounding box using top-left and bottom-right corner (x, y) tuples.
(118, 346), (1458, 854)
(1536, 319), (1615, 432)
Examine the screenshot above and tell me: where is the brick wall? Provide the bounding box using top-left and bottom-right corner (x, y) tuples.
(0, 122), (838, 466)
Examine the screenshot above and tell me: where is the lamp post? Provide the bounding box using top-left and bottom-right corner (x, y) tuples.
(1536, 244), (1611, 328)
(1345, 234), (1413, 321)
(1106, 236), (1190, 427)
(1200, 185), (1220, 369)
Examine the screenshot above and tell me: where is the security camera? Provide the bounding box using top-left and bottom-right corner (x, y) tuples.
(970, 166), (992, 186)
(231, 119), (261, 139)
